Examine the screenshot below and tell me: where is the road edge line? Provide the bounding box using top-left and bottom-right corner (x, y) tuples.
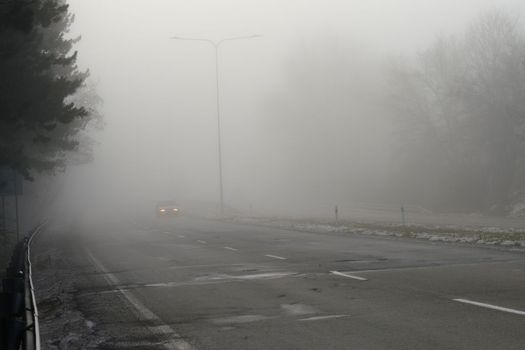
(85, 248), (196, 350)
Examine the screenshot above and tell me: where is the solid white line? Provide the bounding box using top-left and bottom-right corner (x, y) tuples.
(223, 247), (239, 251)
(298, 315), (350, 321)
(453, 299), (525, 316)
(197, 240), (207, 244)
(330, 270), (368, 281)
(85, 249), (196, 350)
(347, 260), (519, 275)
(265, 254), (287, 260)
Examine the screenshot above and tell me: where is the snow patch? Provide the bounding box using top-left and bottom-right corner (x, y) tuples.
(230, 216), (525, 250)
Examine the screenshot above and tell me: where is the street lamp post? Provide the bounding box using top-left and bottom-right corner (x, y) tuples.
(170, 35), (259, 215)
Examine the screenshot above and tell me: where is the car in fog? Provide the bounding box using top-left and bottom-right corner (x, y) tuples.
(156, 200), (180, 218)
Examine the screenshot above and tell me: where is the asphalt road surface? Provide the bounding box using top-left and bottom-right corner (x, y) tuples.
(36, 216), (525, 349)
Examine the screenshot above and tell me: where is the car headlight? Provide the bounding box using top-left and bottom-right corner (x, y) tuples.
(172, 208), (179, 212)
(160, 209), (166, 212)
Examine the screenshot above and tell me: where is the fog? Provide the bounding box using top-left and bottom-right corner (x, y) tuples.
(57, 0), (525, 220)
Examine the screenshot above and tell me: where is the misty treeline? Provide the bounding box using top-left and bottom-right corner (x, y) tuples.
(388, 11), (525, 214)
(266, 10), (525, 215)
(264, 37), (386, 207)
(0, 0), (101, 180)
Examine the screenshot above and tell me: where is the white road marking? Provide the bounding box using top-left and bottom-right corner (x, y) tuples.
(298, 315), (350, 322)
(330, 270), (368, 281)
(226, 272), (296, 280)
(223, 247), (239, 251)
(281, 303), (318, 315)
(85, 249), (196, 350)
(143, 272), (298, 288)
(177, 235), (185, 238)
(167, 263), (246, 270)
(197, 240), (207, 244)
(347, 260), (517, 275)
(195, 272), (296, 281)
(265, 254), (287, 260)
(453, 299), (525, 316)
(163, 231), (171, 234)
(210, 315), (274, 324)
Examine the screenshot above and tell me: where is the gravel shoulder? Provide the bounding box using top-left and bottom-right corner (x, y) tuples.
(31, 224), (107, 349)
(32, 223), (170, 349)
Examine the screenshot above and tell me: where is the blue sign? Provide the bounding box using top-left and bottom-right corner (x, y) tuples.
(0, 167), (23, 196)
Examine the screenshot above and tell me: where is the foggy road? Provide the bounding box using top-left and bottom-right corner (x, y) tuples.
(6, 1), (525, 350)
(37, 216), (525, 349)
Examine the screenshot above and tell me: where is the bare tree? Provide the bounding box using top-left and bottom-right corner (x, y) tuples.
(387, 10), (525, 213)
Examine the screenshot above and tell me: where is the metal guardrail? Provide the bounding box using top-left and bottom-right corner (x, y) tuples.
(1, 223), (45, 350)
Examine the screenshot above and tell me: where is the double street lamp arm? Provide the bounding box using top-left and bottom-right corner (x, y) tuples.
(170, 34), (259, 215)
(170, 34), (260, 48)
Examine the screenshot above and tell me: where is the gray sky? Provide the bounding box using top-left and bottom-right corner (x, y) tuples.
(61, 0), (525, 217)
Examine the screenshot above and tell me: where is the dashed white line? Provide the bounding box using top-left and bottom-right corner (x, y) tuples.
(197, 240), (207, 244)
(453, 299), (525, 316)
(298, 315), (350, 322)
(330, 270), (367, 281)
(177, 235), (185, 238)
(265, 254), (287, 260)
(223, 247), (239, 251)
(85, 249), (196, 350)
